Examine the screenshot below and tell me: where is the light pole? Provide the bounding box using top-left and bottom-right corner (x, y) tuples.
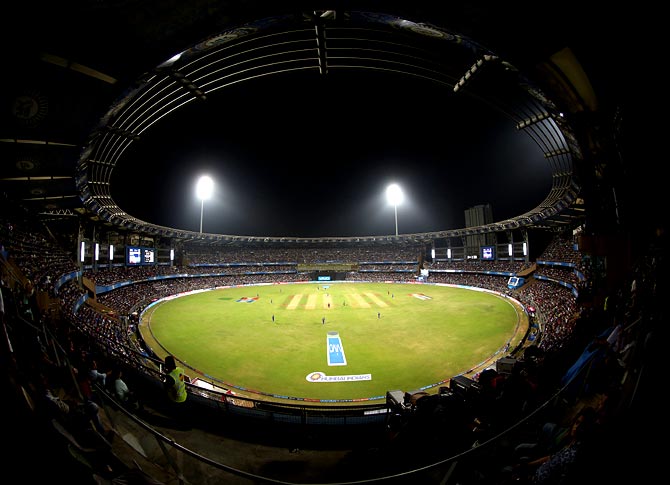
(386, 183), (403, 236)
(196, 175), (214, 233)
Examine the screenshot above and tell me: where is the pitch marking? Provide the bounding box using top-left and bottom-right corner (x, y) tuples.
(365, 292), (388, 307)
(287, 294), (302, 309)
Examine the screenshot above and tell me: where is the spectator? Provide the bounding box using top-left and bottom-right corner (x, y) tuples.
(37, 373), (112, 447)
(110, 367), (142, 411)
(76, 350), (108, 390)
(471, 368), (505, 435)
(87, 358), (108, 388)
(505, 406), (599, 484)
(496, 360), (540, 428)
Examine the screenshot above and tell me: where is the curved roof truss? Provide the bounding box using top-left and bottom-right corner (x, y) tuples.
(77, 10), (582, 244)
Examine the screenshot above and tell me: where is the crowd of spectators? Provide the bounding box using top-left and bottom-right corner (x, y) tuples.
(533, 265), (582, 286)
(183, 244), (423, 264)
(428, 273), (511, 294)
(535, 233), (582, 266)
(428, 260), (526, 273)
(2, 217), (78, 295)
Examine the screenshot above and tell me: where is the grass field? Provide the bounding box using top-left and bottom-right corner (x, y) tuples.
(140, 282), (527, 403)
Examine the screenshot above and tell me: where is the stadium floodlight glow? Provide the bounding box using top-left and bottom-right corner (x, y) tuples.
(170, 249), (175, 261)
(109, 244), (114, 261)
(386, 183), (404, 236)
(95, 243), (100, 261)
(80, 241), (85, 263)
(196, 175), (214, 233)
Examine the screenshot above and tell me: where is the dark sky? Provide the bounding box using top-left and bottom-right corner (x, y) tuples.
(112, 71), (552, 238)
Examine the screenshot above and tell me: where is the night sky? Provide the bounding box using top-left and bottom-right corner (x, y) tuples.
(111, 71), (552, 238)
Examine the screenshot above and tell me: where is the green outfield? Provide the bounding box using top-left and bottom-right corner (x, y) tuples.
(140, 282), (527, 403)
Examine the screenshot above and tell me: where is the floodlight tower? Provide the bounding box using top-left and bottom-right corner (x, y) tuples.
(196, 175), (214, 233)
(386, 183), (404, 236)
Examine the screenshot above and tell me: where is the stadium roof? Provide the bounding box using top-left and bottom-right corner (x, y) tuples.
(1, 2), (638, 244)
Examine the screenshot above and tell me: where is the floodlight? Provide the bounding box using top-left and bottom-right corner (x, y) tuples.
(196, 175), (214, 233)
(386, 184), (404, 236)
